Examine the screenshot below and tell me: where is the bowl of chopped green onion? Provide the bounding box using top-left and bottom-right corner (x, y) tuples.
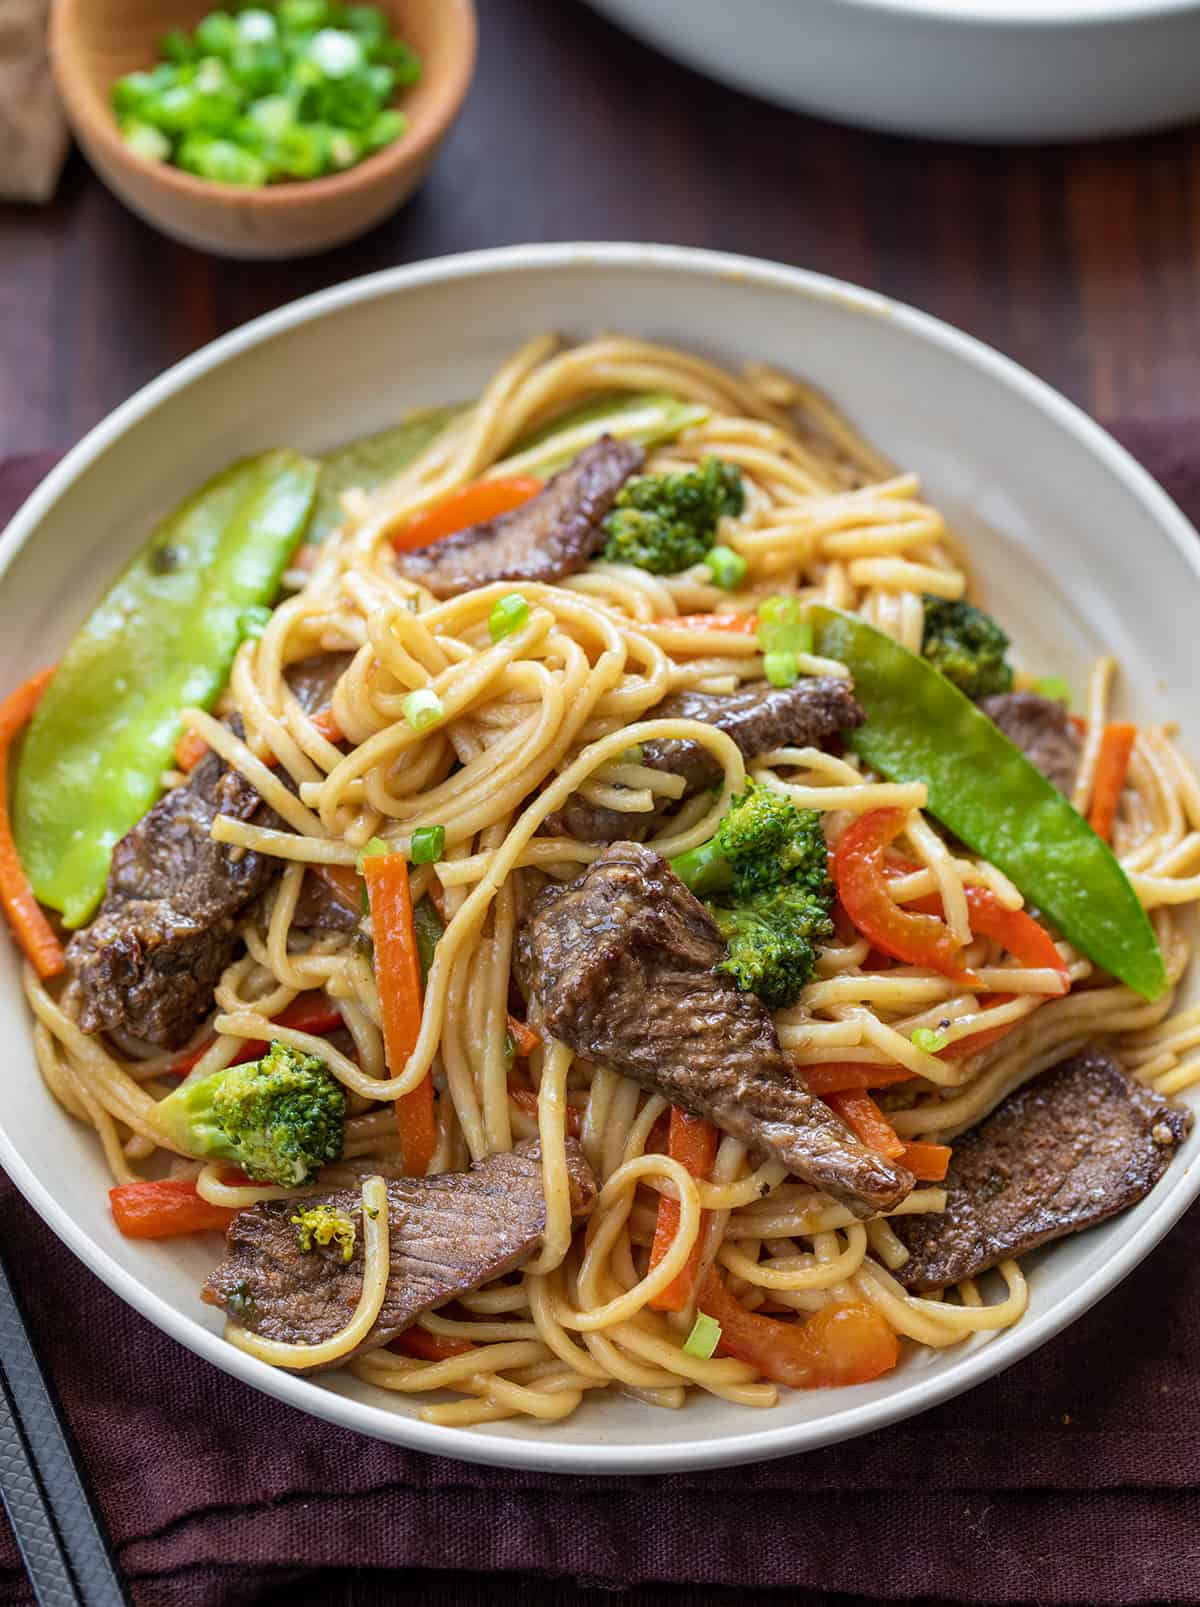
(50, 0), (476, 258)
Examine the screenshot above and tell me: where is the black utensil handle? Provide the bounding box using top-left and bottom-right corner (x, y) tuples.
(0, 1246), (128, 1607)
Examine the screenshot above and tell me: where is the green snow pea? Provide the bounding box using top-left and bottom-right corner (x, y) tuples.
(13, 450), (320, 928)
(411, 895), (444, 985)
(307, 405), (464, 544)
(810, 606), (1167, 1001)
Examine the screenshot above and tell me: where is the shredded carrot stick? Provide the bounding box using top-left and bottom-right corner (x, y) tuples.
(799, 1062), (916, 1096)
(507, 1078), (583, 1138)
(393, 477), (543, 552)
(110, 1179), (237, 1238)
(174, 728), (209, 772)
(648, 1109), (720, 1312)
(0, 667), (64, 978)
(310, 708), (343, 743)
(363, 852), (434, 1176)
(391, 1325), (475, 1360)
(822, 1089), (906, 1161)
(506, 1012), (540, 1059)
(1089, 722), (1137, 843)
(660, 613), (758, 634)
(897, 1141), (952, 1182)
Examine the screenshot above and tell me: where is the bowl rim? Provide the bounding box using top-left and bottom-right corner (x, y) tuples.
(48, 0), (478, 208)
(3, 241), (1200, 1473)
(823, 0), (1200, 31)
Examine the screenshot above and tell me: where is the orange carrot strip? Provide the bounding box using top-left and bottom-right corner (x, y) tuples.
(110, 1179), (237, 1239)
(0, 667), (64, 979)
(648, 1109), (720, 1313)
(897, 1141), (952, 1182)
(661, 613), (758, 634)
(393, 477), (543, 553)
(310, 708), (343, 743)
(799, 1062), (916, 1096)
(822, 1089), (906, 1161)
(174, 728), (209, 772)
(363, 852), (434, 1176)
(507, 1079), (583, 1139)
(391, 1325), (475, 1360)
(1089, 722), (1137, 843)
(699, 1267), (900, 1388)
(506, 1012), (541, 1059)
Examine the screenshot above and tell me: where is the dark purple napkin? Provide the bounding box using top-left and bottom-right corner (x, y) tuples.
(2, 431), (1200, 1607)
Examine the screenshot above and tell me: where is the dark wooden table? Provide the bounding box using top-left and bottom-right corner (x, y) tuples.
(4, 0), (1200, 461)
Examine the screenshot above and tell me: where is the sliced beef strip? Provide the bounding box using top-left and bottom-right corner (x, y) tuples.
(545, 676), (865, 843)
(515, 842), (913, 1217)
(289, 870), (361, 934)
(892, 1047), (1192, 1291)
(393, 436), (643, 599)
(68, 653), (354, 1048)
(203, 1139), (597, 1367)
(978, 690), (1082, 797)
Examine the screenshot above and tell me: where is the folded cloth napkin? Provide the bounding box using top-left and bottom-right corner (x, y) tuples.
(1, 424), (1199, 1607)
(0, 0), (68, 204)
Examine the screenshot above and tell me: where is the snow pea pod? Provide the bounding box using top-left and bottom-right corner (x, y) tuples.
(810, 606), (1167, 1001)
(308, 406), (464, 544)
(13, 449), (319, 928)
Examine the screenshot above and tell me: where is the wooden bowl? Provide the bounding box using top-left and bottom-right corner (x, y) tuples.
(50, 0), (477, 259)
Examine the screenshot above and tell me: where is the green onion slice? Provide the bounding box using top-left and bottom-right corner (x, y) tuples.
(488, 592), (531, 642)
(410, 825), (445, 865)
(682, 1312), (722, 1359)
(911, 1026), (949, 1054)
(403, 688), (444, 731)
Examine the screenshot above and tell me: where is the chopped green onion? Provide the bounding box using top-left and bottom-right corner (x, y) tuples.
(177, 135), (269, 186)
(246, 94), (296, 140)
(160, 28), (197, 64)
(758, 595), (813, 658)
(1033, 675), (1072, 707)
(682, 1312), (722, 1359)
(120, 120), (172, 162)
(488, 593), (530, 642)
(410, 825), (445, 865)
(619, 744), (644, 765)
(912, 1026), (949, 1054)
(238, 603), (273, 640)
(195, 13), (238, 59)
(763, 651), (800, 688)
(355, 835), (390, 873)
(236, 9), (278, 43)
(403, 688), (444, 732)
(704, 546), (747, 590)
(278, 0), (330, 27)
(308, 27), (365, 77)
(363, 107), (406, 152)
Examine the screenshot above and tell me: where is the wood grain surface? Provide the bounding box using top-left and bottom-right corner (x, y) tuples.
(2, 0), (1199, 458)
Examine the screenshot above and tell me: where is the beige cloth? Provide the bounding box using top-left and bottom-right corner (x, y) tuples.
(0, 0), (69, 202)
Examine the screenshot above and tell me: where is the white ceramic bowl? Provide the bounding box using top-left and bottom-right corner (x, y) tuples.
(585, 0), (1200, 143)
(2, 244), (1198, 1473)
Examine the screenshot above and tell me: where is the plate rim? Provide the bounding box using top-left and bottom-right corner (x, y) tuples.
(3, 240), (1199, 1474)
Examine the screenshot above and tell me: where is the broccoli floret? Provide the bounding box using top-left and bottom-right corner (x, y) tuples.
(921, 596), (1013, 700)
(670, 781), (834, 1008)
(292, 1203), (357, 1263)
(156, 1041), (345, 1187)
(711, 884), (835, 1011)
(601, 455), (744, 574)
(670, 780), (831, 900)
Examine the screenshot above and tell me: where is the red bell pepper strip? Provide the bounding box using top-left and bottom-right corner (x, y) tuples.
(390, 1326), (475, 1360)
(0, 667), (65, 979)
(833, 810), (979, 984)
(1088, 723), (1137, 844)
(799, 1062), (916, 1096)
(363, 852), (435, 1176)
(698, 1267), (900, 1388)
(393, 477), (543, 553)
(109, 1179), (237, 1239)
(821, 1090), (906, 1161)
(897, 1141), (952, 1182)
(168, 993), (345, 1078)
(648, 1110), (720, 1313)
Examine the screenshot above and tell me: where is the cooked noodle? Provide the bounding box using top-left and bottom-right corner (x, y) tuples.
(24, 334), (1200, 1425)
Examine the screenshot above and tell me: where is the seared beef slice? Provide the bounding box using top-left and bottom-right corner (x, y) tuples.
(66, 746), (275, 1047)
(516, 842), (912, 1216)
(394, 437), (642, 598)
(894, 1048), (1191, 1291)
(549, 677), (865, 843)
(68, 653), (352, 1047)
(979, 691), (1082, 796)
(203, 1141), (597, 1366)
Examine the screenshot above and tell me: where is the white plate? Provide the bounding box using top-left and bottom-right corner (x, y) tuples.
(2, 243), (1198, 1473)
(584, 0), (1200, 143)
